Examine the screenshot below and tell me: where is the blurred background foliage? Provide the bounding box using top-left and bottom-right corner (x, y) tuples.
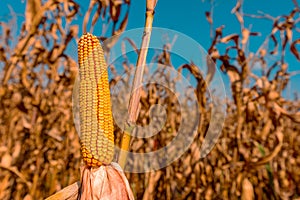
(0, 0), (300, 199)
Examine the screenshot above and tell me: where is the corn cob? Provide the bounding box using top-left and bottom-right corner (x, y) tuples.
(78, 33), (114, 167)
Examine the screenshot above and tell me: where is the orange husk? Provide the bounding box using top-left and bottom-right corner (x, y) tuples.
(45, 162), (134, 200)
(79, 162), (135, 200)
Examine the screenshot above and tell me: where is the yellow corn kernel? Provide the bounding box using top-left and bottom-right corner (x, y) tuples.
(78, 33), (114, 167)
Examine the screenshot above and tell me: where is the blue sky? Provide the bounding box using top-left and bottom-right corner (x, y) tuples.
(1, 0), (299, 98)
(119, 0), (300, 98)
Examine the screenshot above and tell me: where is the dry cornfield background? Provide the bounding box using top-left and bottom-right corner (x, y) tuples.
(0, 0), (300, 199)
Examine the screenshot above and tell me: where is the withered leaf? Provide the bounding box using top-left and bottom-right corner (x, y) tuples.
(220, 34), (239, 46)
(290, 38), (300, 60)
(205, 11), (213, 24)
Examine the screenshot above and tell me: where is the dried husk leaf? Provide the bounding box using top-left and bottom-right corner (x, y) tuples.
(241, 178), (254, 200)
(79, 163), (134, 200)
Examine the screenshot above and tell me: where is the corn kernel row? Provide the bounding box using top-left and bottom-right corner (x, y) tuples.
(78, 33), (114, 167)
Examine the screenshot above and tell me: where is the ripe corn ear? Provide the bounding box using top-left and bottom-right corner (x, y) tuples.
(78, 33), (114, 167)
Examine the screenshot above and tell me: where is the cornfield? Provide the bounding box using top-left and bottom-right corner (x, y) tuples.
(0, 0), (300, 199)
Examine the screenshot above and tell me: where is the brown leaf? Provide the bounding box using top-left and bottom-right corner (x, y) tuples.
(225, 65), (240, 83)
(205, 11), (213, 24)
(206, 54), (216, 84)
(45, 182), (80, 200)
(23, 194), (33, 200)
(91, 4), (102, 28)
(251, 131), (283, 166)
(260, 118), (272, 140)
(290, 38), (300, 60)
(286, 28), (293, 42)
(143, 171), (162, 200)
(270, 34), (278, 55)
(231, 1), (241, 14)
(1, 153), (12, 168)
(110, 4), (121, 22)
(220, 34), (239, 46)
(114, 11), (129, 35)
(241, 178), (254, 200)
(25, 0), (42, 31)
(122, 37), (139, 54)
(82, 0), (98, 33)
(268, 91), (279, 100)
(231, 1), (243, 25)
(204, 186), (213, 200)
(241, 28), (250, 45)
(146, 0), (158, 11)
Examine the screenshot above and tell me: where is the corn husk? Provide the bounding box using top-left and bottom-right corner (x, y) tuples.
(46, 162), (134, 200)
